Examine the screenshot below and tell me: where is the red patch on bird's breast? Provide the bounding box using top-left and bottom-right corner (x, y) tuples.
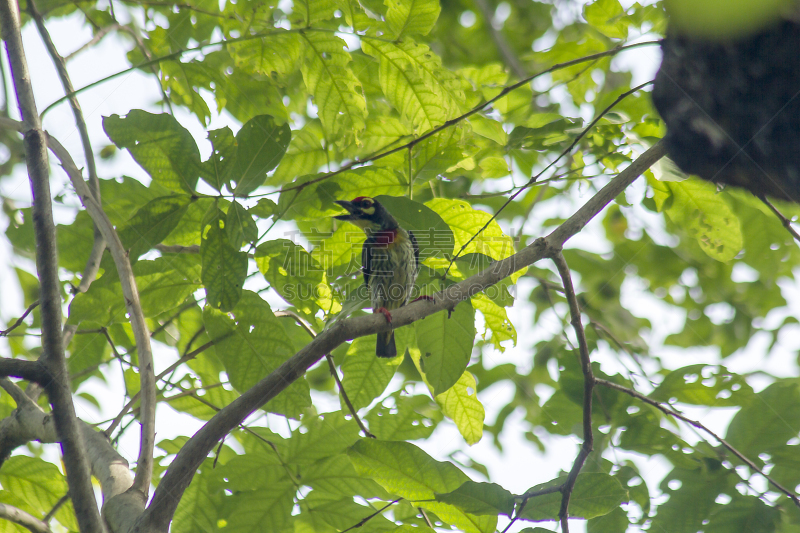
(373, 229), (397, 247)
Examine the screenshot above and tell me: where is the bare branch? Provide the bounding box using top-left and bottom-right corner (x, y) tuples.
(43, 493), (69, 523)
(0, 2), (103, 530)
(64, 24), (120, 61)
(0, 300), (39, 336)
(275, 310), (375, 438)
(138, 140), (666, 532)
(595, 377), (800, 508)
(44, 135), (156, 496)
(0, 503), (51, 533)
(340, 499), (401, 533)
(760, 195), (800, 243)
(105, 339), (216, 437)
(549, 252), (594, 532)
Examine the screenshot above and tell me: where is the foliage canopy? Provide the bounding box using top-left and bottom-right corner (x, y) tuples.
(1, 0), (800, 532)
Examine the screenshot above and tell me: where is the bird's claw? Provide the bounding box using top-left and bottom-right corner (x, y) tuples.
(375, 307), (393, 324)
(411, 295), (435, 304)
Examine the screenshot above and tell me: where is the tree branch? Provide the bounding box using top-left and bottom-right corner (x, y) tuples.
(0, 300), (39, 336)
(760, 195), (800, 243)
(549, 252), (594, 533)
(44, 134), (156, 497)
(137, 140), (666, 532)
(595, 377), (800, 508)
(0, 503), (51, 533)
(274, 310), (375, 438)
(0, 358), (44, 382)
(0, 3), (103, 531)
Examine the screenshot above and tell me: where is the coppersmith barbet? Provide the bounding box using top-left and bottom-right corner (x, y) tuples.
(334, 197), (420, 358)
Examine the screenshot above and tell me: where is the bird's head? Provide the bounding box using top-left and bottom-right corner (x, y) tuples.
(334, 197), (397, 232)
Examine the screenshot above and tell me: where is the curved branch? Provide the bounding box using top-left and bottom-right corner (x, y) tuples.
(595, 377), (800, 508)
(0, 503), (51, 533)
(550, 252), (594, 532)
(137, 140), (666, 532)
(45, 135), (156, 496)
(0, 3), (104, 532)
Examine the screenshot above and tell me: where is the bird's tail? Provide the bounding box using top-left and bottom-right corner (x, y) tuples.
(376, 330), (397, 358)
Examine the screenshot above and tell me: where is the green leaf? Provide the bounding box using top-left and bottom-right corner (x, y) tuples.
(172, 462), (222, 533)
(425, 198), (517, 266)
(225, 200), (258, 247)
(300, 32), (367, 141)
(0, 456), (69, 519)
(199, 127), (236, 191)
(726, 381), (800, 456)
(373, 195), (454, 262)
(416, 302), (475, 395)
(584, 0), (628, 39)
(302, 455), (389, 499)
(649, 364), (753, 407)
(223, 482), (296, 532)
(435, 370), (484, 445)
(648, 175), (743, 262)
(435, 481), (515, 516)
(255, 239), (336, 314)
(348, 440), (495, 533)
(204, 292), (311, 416)
(365, 394), (440, 441)
(68, 256), (201, 325)
(361, 38), (466, 133)
(648, 466), (733, 533)
(117, 195), (192, 262)
(518, 473), (628, 521)
(587, 507), (629, 532)
(281, 168), (406, 220)
(386, 0), (441, 38)
(270, 122), (327, 186)
(229, 31), (304, 79)
(232, 114), (291, 195)
(294, 0), (336, 25)
(472, 293), (516, 351)
(285, 412), (360, 464)
(341, 335), (403, 410)
(103, 110), (202, 192)
(201, 207), (247, 312)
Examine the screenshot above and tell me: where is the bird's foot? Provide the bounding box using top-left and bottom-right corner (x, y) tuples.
(374, 307), (393, 324)
(411, 295), (435, 303)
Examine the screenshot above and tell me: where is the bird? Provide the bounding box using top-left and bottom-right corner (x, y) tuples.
(334, 196), (420, 357)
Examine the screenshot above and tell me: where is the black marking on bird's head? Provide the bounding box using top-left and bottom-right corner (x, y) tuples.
(334, 197), (397, 230)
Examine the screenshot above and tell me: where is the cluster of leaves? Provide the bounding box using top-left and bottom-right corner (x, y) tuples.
(3, 0), (800, 532)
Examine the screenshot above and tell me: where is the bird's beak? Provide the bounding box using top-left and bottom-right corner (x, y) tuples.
(334, 200), (358, 220)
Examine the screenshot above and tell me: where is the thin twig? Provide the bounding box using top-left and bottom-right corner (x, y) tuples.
(63, 23), (120, 61)
(446, 80), (654, 276)
(418, 507), (434, 529)
(105, 339), (216, 437)
(595, 377), (800, 508)
(0, 300), (39, 336)
(340, 499), (402, 533)
(42, 493), (69, 522)
(550, 251), (595, 532)
(274, 311), (375, 438)
(277, 44), (658, 198)
(760, 195), (800, 243)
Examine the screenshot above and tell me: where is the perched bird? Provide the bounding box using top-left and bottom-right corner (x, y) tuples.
(334, 197), (420, 357)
